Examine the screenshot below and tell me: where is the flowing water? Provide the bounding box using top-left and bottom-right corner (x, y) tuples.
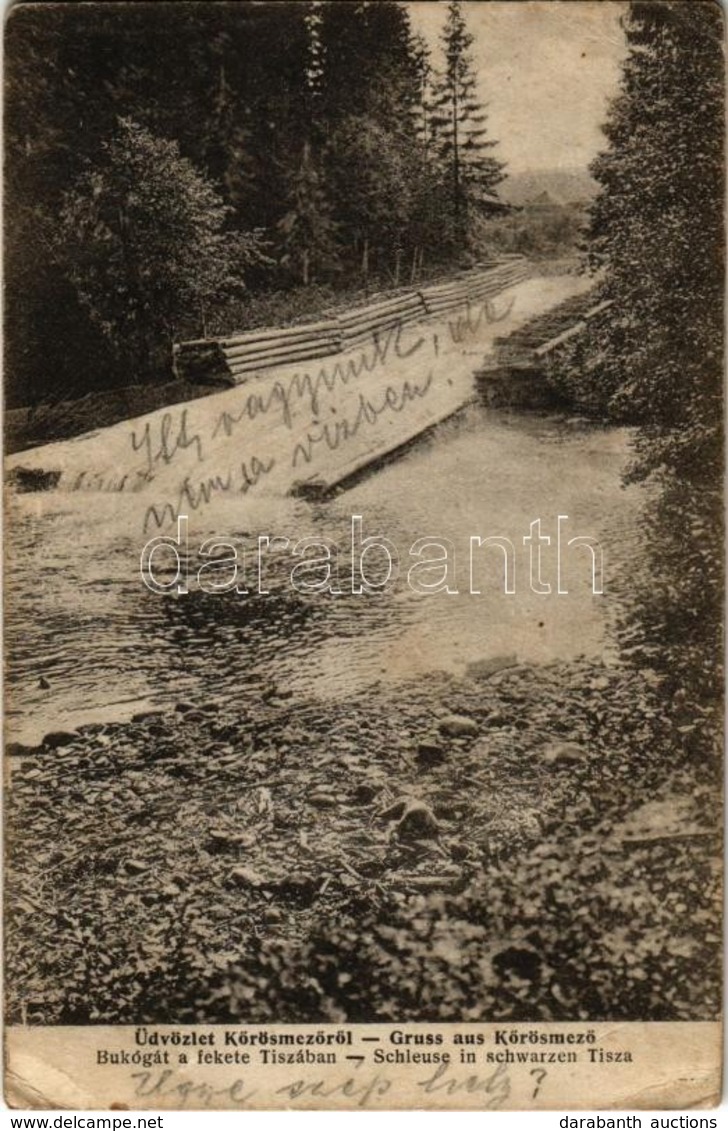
(5, 406), (645, 745)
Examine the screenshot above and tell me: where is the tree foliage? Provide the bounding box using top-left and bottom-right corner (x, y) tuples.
(581, 1), (724, 722)
(56, 119), (266, 376)
(5, 1), (508, 403)
(587, 1), (723, 484)
(429, 1), (506, 249)
(277, 141), (340, 286)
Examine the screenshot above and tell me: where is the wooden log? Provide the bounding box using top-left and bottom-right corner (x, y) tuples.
(337, 298), (424, 327)
(421, 298), (467, 313)
(342, 329), (403, 348)
(584, 299), (614, 321)
(533, 321), (587, 357)
(362, 290), (424, 310)
(178, 324), (334, 351)
(338, 296), (422, 319)
(421, 285), (467, 299)
(341, 316), (420, 339)
(227, 340), (340, 369)
(344, 289), (423, 308)
(340, 308), (420, 332)
(418, 291), (470, 305)
(223, 334), (341, 363)
(221, 319), (340, 350)
(340, 317), (415, 343)
(338, 312), (418, 333)
(421, 299), (466, 311)
(174, 341), (228, 383)
(226, 341), (340, 375)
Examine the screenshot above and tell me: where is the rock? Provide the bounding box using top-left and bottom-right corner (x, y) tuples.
(217, 751), (242, 764)
(308, 792), (338, 808)
(132, 709), (166, 723)
(38, 676), (51, 690)
(416, 739), (446, 768)
(356, 856), (386, 878)
(541, 742), (587, 767)
(123, 858), (148, 875)
(465, 654), (518, 680)
(351, 783), (381, 806)
(211, 723), (239, 742)
(617, 797), (712, 844)
(262, 908), (283, 925)
(42, 731), (78, 749)
(8, 467), (61, 493)
(439, 714), (479, 738)
(380, 798), (408, 822)
(396, 800), (440, 842)
(229, 866), (266, 890)
(5, 742), (40, 757)
(175, 702), (195, 714)
(208, 829), (256, 851)
(589, 676), (611, 691)
(272, 872), (318, 907)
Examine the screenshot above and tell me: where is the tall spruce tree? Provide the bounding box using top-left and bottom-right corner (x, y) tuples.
(430, 1), (505, 250)
(587, 0), (723, 480)
(319, 0), (423, 280)
(586, 1), (723, 721)
(277, 140), (340, 285)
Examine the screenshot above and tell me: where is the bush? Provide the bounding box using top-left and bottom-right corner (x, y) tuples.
(56, 117), (267, 381)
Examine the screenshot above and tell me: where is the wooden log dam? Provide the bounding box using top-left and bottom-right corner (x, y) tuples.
(6, 258), (599, 523)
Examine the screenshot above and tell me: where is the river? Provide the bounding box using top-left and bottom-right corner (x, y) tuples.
(5, 405), (645, 746)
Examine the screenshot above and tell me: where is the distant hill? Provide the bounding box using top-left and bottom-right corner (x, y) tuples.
(501, 168), (599, 207)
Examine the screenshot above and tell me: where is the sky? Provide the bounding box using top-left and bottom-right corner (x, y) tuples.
(408, 1), (629, 175)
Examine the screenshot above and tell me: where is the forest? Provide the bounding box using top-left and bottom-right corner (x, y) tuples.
(5, 0), (519, 408)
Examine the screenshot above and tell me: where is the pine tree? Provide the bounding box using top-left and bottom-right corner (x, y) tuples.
(277, 140), (340, 286)
(430, 1), (505, 249)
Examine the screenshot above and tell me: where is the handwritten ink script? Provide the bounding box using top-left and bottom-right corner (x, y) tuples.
(131, 1062), (511, 1110)
(98, 293), (517, 532)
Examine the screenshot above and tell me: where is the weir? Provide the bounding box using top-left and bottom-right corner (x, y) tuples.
(5, 264), (594, 519)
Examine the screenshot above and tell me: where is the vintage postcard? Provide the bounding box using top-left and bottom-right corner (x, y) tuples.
(3, 0), (723, 1112)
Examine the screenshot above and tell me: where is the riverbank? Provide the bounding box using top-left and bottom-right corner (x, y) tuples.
(6, 657), (720, 1026)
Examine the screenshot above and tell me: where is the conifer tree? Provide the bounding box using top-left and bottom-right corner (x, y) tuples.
(587, 0), (723, 479)
(429, 1), (505, 249)
(277, 140), (340, 286)
(585, 1), (723, 714)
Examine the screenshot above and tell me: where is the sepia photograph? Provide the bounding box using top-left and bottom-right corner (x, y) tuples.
(3, 0), (723, 1111)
